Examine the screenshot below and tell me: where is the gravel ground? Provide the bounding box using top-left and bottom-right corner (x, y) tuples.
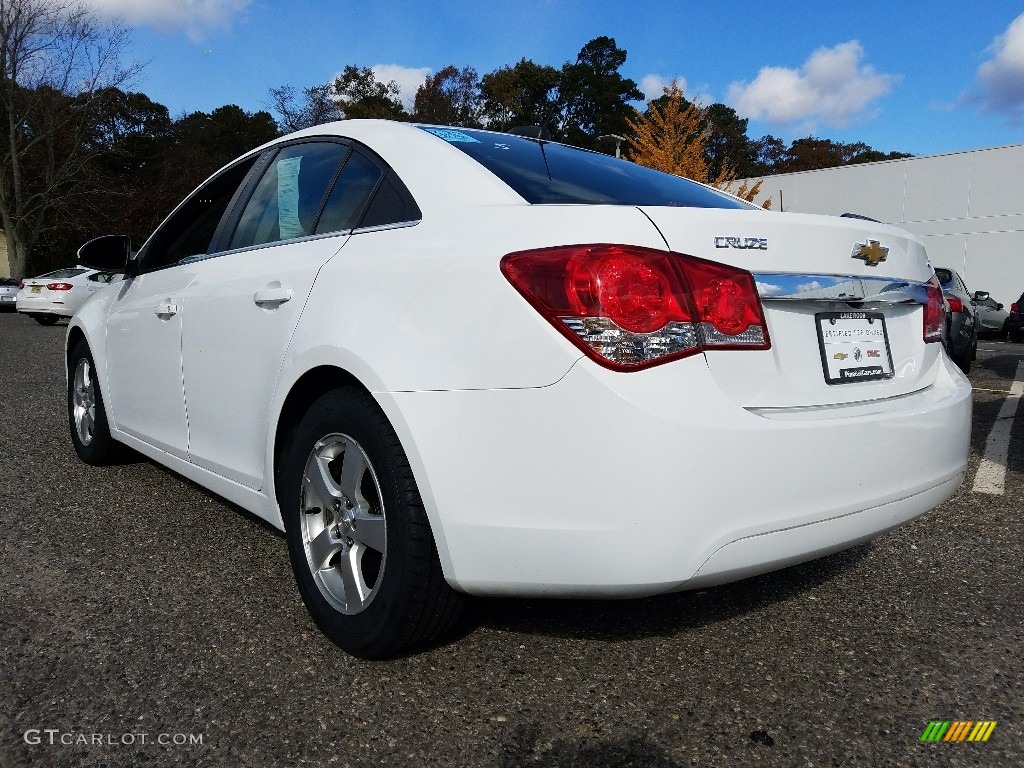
(1, 312), (1021, 767)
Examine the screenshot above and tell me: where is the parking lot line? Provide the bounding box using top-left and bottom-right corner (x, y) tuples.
(972, 361), (1024, 495)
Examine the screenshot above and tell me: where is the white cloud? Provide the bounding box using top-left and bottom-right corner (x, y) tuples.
(638, 74), (712, 106)
(91, 0), (251, 41)
(727, 41), (899, 129)
(973, 13), (1024, 124)
(639, 74), (676, 101)
(371, 64), (431, 111)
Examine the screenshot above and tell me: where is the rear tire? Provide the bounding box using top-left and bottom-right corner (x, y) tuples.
(951, 341), (972, 374)
(279, 387), (464, 659)
(34, 314), (59, 326)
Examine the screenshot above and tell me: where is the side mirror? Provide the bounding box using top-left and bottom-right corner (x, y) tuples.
(997, 303), (1004, 310)
(973, 290), (990, 302)
(77, 235), (131, 272)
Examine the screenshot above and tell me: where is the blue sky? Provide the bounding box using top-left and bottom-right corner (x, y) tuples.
(93, 0), (1024, 158)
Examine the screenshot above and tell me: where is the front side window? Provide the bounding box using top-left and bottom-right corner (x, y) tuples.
(230, 142), (352, 250)
(140, 157), (260, 272)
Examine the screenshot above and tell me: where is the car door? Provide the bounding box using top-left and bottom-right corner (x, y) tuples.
(179, 141), (387, 489)
(104, 156), (261, 457)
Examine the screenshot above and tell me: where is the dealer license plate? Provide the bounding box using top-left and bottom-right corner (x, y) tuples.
(816, 312), (894, 384)
(31, 285), (42, 293)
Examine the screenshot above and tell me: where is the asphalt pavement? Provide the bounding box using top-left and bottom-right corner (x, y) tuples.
(1, 311), (1022, 767)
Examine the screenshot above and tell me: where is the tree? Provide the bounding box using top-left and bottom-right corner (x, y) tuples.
(479, 58), (560, 133)
(749, 135), (788, 176)
(627, 83), (770, 207)
(331, 65), (407, 120)
(268, 83), (342, 133)
(703, 103), (759, 180)
(0, 0), (139, 277)
(555, 36), (643, 150)
(625, 82), (711, 180)
(413, 65), (481, 127)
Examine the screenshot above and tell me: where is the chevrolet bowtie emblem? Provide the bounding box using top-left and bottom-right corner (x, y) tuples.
(852, 240), (888, 266)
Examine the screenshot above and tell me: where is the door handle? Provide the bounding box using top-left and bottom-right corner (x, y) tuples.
(253, 287), (292, 306)
(154, 301), (179, 316)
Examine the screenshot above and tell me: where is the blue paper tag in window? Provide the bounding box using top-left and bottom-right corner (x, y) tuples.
(421, 128), (480, 143)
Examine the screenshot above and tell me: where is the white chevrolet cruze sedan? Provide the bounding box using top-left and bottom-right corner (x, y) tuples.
(67, 121), (972, 658)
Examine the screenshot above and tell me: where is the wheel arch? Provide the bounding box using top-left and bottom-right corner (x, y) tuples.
(269, 364), (457, 585)
(66, 325), (87, 374)
(273, 365), (366, 505)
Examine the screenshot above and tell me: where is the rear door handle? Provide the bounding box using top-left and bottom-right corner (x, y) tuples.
(154, 301), (179, 316)
(253, 287), (292, 306)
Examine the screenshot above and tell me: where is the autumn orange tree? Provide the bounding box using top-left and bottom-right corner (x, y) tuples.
(626, 83), (770, 208)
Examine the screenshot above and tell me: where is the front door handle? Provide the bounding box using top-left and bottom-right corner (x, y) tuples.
(253, 287), (292, 306)
(154, 301), (179, 316)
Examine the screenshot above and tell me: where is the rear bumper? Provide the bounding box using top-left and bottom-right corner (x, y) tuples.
(382, 352), (972, 597)
(16, 297), (69, 316)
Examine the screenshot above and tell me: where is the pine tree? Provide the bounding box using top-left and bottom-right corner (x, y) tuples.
(626, 83), (770, 208)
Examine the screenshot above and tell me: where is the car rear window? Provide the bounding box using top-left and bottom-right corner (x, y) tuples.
(418, 126), (751, 209)
(36, 268), (87, 280)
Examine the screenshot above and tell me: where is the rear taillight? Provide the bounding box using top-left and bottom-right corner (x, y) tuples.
(945, 296), (963, 313)
(1012, 302), (1019, 314)
(46, 282), (73, 291)
(501, 244), (770, 370)
(18, 280), (24, 290)
(923, 276), (944, 343)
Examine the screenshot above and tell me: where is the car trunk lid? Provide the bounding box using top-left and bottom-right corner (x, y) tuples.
(640, 206), (945, 408)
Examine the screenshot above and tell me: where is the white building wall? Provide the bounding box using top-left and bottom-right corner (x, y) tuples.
(752, 144), (1024, 308)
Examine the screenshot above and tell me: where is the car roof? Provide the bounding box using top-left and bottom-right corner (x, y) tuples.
(245, 120), (528, 214)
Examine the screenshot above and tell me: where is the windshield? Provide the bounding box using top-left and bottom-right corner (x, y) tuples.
(418, 126), (752, 209)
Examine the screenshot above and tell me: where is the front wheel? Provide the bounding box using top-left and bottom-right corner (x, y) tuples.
(279, 387), (463, 659)
(68, 340), (124, 464)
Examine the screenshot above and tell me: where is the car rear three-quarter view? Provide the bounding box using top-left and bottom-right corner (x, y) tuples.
(65, 120), (973, 659)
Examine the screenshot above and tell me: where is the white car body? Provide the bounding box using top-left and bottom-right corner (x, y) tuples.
(67, 121), (971, 651)
(17, 267), (120, 321)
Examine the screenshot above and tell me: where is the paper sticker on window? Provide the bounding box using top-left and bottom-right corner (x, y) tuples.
(277, 156), (306, 240)
(422, 128), (480, 144)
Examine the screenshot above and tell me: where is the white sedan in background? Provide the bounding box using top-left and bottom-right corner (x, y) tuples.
(66, 120), (972, 659)
(17, 267), (120, 324)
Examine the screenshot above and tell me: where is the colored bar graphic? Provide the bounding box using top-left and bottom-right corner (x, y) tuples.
(921, 720), (997, 742)
(921, 721), (950, 742)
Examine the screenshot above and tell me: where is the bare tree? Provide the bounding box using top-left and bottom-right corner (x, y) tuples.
(0, 0), (139, 276)
(267, 83), (341, 134)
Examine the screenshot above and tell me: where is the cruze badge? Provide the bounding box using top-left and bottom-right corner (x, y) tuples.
(852, 239), (888, 266)
(715, 236), (767, 250)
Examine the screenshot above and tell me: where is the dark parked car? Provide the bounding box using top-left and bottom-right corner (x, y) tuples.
(1009, 290), (1024, 343)
(934, 267), (978, 373)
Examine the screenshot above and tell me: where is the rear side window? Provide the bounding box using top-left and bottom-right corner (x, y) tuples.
(315, 151), (382, 234)
(358, 172), (421, 229)
(231, 142), (352, 249)
(418, 126), (751, 209)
